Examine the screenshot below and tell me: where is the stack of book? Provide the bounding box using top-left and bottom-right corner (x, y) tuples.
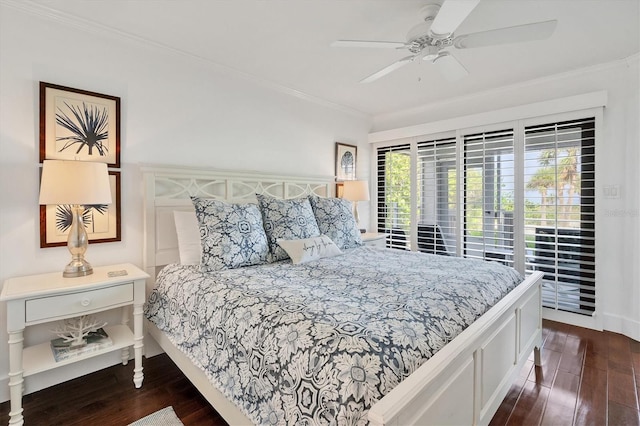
(50, 328), (113, 362)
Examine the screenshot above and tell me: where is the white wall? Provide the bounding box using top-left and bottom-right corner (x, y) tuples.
(1, 0), (636, 408)
(0, 5), (371, 401)
(371, 55), (640, 341)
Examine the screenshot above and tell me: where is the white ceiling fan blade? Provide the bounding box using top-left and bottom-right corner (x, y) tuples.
(432, 52), (469, 81)
(331, 40), (407, 49)
(360, 56), (415, 83)
(430, 0), (481, 37)
(454, 20), (557, 49)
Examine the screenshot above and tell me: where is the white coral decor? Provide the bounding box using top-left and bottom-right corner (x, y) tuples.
(51, 315), (107, 347)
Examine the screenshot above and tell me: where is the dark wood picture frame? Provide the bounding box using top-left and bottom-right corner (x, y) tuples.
(40, 171), (122, 248)
(335, 142), (357, 181)
(39, 82), (121, 168)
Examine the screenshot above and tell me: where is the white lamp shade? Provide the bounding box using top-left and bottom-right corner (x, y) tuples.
(342, 180), (370, 202)
(39, 160), (112, 205)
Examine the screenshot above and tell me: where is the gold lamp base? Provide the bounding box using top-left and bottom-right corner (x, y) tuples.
(63, 204), (93, 278)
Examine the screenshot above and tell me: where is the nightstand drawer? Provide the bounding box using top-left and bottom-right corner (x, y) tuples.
(25, 283), (134, 323)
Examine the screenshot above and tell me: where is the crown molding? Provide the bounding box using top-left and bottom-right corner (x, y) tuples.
(0, 0), (369, 119)
(372, 53), (640, 128)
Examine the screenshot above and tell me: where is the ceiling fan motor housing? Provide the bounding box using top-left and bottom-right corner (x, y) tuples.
(406, 4), (454, 54)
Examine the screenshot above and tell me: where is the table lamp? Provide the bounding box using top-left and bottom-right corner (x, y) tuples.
(341, 180), (370, 231)
(39, 160), (112, 277)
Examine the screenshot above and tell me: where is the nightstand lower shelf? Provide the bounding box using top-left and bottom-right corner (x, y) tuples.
(23, 324), (134, 377)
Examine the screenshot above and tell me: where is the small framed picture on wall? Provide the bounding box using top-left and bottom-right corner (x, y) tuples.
(335, 142), (357, 181)
(39, 82), (121, 167)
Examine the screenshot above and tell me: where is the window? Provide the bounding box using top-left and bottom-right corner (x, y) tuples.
(417, 137), (457, 255)
(377, 144), (411, 249)
(375, 115), (597, 317)
(463, 129), (515, 266)
(524, 118), (595, 315)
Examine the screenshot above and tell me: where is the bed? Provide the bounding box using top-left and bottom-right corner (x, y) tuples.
(141, 164), (543, 426)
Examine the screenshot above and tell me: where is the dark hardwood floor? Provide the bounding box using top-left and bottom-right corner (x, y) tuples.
(0, 353), (225, 426)
(491, 320), (640, 426)
(1, 320), (638, 425)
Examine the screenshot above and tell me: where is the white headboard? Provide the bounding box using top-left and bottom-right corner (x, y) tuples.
(141, 164), (334, 282)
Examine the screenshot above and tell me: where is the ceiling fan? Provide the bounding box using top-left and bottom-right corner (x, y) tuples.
(331, 0), (557, 83)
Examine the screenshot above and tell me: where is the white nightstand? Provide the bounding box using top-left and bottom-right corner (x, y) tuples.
(0, 263), (149, 426)
(361, 232), (387, 248)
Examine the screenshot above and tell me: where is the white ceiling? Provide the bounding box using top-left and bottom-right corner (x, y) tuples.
(19, 0), (640, 116)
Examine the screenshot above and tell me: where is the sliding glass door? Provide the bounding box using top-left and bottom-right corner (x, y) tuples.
(524, 118), (595, 315)
(375, 113), (597, 318)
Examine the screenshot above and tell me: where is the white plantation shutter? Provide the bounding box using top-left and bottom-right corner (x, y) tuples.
(463, 129), (515, 266)
(377, 144), (411, 249)
(417, 138), (457, 255)
(524, 118), (596, 315)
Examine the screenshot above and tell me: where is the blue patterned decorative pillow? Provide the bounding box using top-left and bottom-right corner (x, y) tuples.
(255, 194), (321, 262)
(191, 197), (269, 271)
(309, 196), (363, 249)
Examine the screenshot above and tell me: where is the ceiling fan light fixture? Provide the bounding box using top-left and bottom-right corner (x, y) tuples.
(421, 45), (440, 61)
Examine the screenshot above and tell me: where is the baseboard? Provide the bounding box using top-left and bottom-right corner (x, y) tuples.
(543, 308), (639, 342)
(0, 376), (8, 404)
(603, 312), (640, 342)
(542, 308), (602, 331)
(143, 330), (164, 358)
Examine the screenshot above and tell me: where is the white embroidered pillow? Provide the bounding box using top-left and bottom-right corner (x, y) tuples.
(277, 235), (342, 264)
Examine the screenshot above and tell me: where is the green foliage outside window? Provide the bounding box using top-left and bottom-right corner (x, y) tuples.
(383, 151), (411, 230)
(382, 147), (581, 244)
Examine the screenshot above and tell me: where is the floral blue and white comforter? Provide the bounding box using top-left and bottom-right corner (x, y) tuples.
(145, 246), (523, 425)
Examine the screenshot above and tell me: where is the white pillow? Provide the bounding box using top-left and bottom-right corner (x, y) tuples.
(277, 235), (342, 265)
(173, 211), (202, 265)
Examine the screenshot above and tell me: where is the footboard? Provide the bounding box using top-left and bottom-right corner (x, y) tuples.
(368, 271), (543, 426)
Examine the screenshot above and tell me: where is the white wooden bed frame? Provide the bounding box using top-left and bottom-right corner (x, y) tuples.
(141, 164), (543, 426)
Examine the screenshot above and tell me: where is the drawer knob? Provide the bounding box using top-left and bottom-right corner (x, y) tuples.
(81, 298), (91, 307)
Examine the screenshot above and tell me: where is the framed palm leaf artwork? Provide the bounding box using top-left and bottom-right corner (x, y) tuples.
(39, 82), (120, 167)
(39, 171), (121, 248)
